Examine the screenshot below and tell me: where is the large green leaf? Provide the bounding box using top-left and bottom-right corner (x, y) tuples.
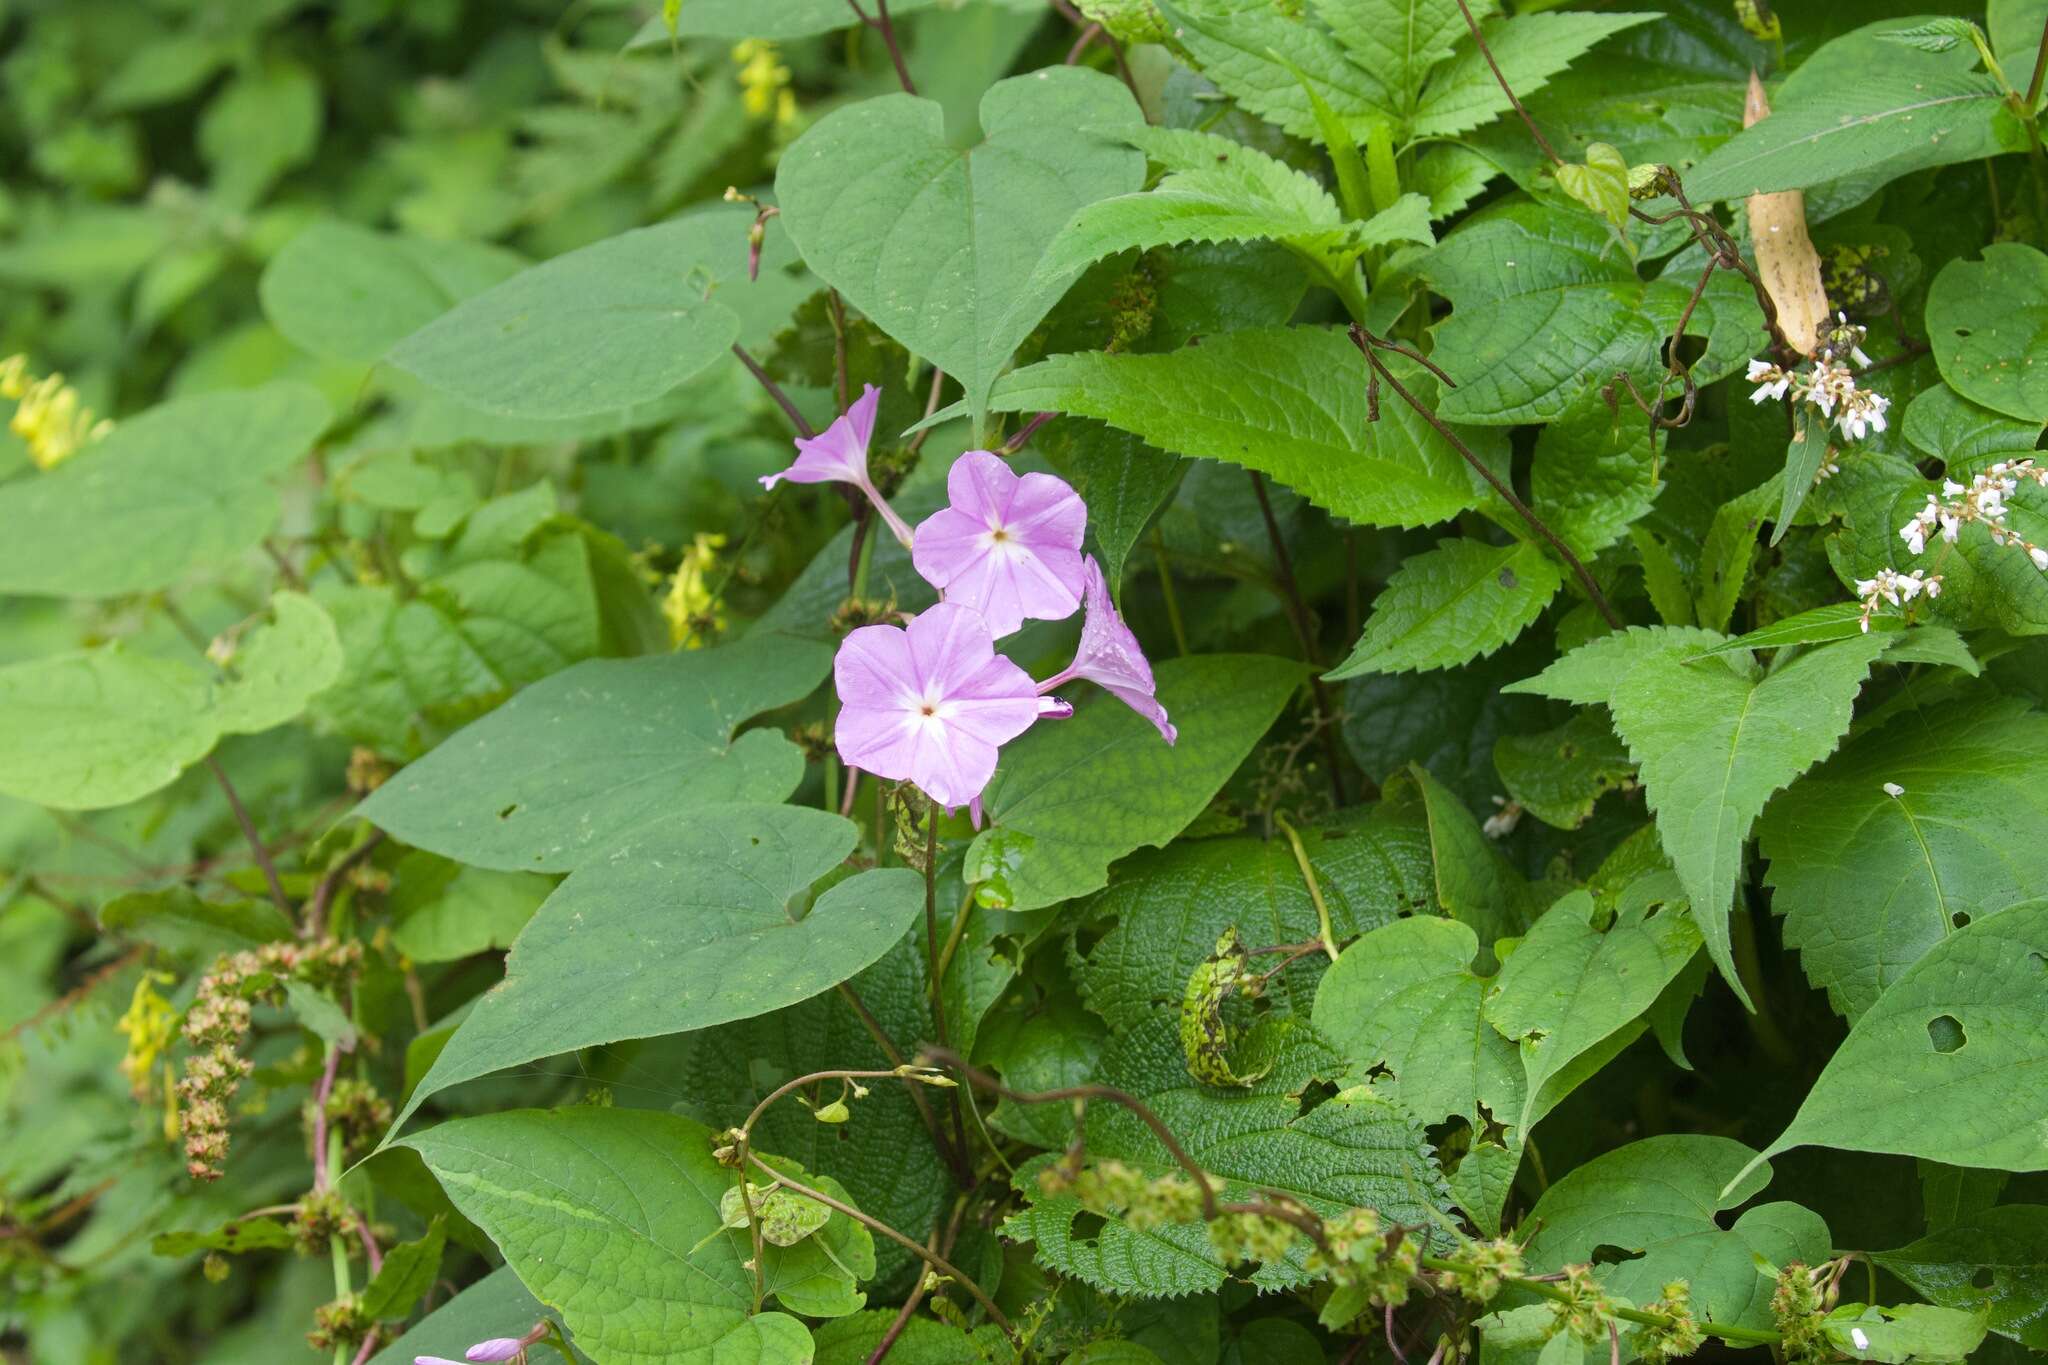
(1161, 0), (1395, 146)
(1682, 18), (2019, 203)
(1760, 698), (2048, 1019)
(1423, 203), (1762, 424)
(1511, 627), (1888, 1002)
(0, 382), (329, 598)
(402, 1108), (849, 1364)
(1737, 899), (2048, 1186)
(1874, 1205), (2048, 1351)
(0, 591), (342, 811)
(1927, 244), (2048, 424)
(391, 805), (922, 1132)
(369, 1265), (591, 1365)
(1315, 0), (1475, 133)
(966, 655), (1304, 911)
(1522, 1135), (1831, 1333)
(775, 67), (1144, 427)
(360, 632), (830, 872)
(259, 221), (525, 364)
(1409, 12), (1659, 140)
(388, 205), (810, 419)
(1325, 537), (1563, 679)
(988, 327), (1498, 529)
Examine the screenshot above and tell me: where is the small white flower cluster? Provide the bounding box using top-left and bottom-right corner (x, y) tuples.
(1898, 459), (2048, 566)
(1745, 314), (1889, 444)
(1853, 566), (1942, 633)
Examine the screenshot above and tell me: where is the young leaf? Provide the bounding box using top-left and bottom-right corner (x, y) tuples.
(1759, 698), (2048, 1019)
(967, 655), (1304, 910)
(1313, 0), (1488, 136)
(0, 382), (330, 598)
(388, 204), (810, 419)
(1511, 627), (1890, 1003)
(775, 67), (1145, 428)
(1928, 244), (2048, 424)
(988, 327), (1498, 530)
(1734, 899), (2048, 1191)
(359, 632), (831, 872)
(1553, 142), (1631, 233)
(1324, 537), (1563, 679)
(1773, 404), (1831, 546)
(401, 1108), (831, 1364)
(389, 805), (922, 1134)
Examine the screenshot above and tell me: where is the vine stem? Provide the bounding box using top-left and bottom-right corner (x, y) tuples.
(1451, 0), (1561, 167)
(1415, 1257), (1779, 1347)
(745, 1155), (1019, 1343)
(847, 0), (917, 95)
(1347, 326), (1623, 631)
(732, 344), (814, 438)
(1246, 471), (1348, 806)
(830, 981), (971, 1185)
(920, 810), (972, 1173)
(303, 831), (385, 941)
(207, 756), (291, 917)
(1271, 813), (1339, 958)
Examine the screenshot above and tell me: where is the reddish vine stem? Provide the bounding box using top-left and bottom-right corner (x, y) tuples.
(1246, 472), (1348, 806)
(831, 983), (974, 1185)
(303, 830), (385, 940)
(868, 1197), (966, 1364)
(1349, 326), (1624, 630)
(847, 0), (918, 95)
(1451, 0), (1561, 167)
(207, 756), (292, 917)
(732, 344), (815, 438)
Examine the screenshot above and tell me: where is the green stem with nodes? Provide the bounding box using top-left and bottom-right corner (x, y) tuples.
(1272, 813), (1339, 959)
(1417, 1257), (1780, 1347)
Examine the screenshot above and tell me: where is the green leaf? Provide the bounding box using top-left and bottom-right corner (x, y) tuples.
(1774, 405), (1832, 546)
(1404, 764), (1531, 949)
(369, 1266), (590, 1365)
(1928, 244), (2048, 424)
(1681, 19), (2018, 203)
(211, 590), (345, 736)
(1522, 1135), (1831, 1333)
(1696, 475), (1780, 634)
(775, 67), (1144, 428)
(1076, 809), (1435, 1035)
(967, 655), (1304, 911)
(391, 805), (922, 1133)
(1484, 888), (1701, 1132)
(1511, 628), (1889, 1002)
(198, 59), (321, 209)
(360, 632), (830, 872)
(99, 887), (293, 965)
(1992, 0), (2048, 77)
(152, 1218), (297, 1258)
(1821, 1304), (1990, 1363)
(1325, 538), (1563, 679)
(358, 1218), (446, 1321)
(1693, 602), (1905, 655)
(1413, 15), (1658, 140)
(1531, 384), (1658, 560)
(388, 205), (810, 419)
(387, 855), (551, 964)
(1735, 899), (2048, 1189)
(624, 0), (944, 42)
(1424, 203), (1762, 424)
(1041, 422), (1186, 592)
(1875, 1205), (2048, 1351)
(988, 327), (1498, 530)
(1759, 698), (2048, 1019)
(1315, 0), (1479, 135)
(1036, 126), (1431, 287)
(400, 1108), (826, 1365)
(259, 221), (525, 364)
(0, 382), (329, 597)
(1555, 142), (1632, 234)
(1493, 709), (1635, 830)
(811, 1313), (1003, 1364)
(1160, 0), (1396, 147)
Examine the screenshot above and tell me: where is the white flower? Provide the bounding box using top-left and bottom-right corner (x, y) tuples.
(1883, 783), (1904, 798)
(1856, 568), (1943, 632)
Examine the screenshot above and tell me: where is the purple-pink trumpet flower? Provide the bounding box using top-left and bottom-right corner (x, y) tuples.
(757, 383), (915, 547)
(912, 450), (1087, 639)
(1038, 556), (1176, 744)
(415, 1318), (551, 1363)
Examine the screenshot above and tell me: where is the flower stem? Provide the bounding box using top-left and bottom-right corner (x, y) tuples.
(1272, 813), (1339, 958)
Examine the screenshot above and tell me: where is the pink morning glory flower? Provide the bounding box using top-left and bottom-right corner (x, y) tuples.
(1038, 556), (1176, 744)
(911, 451), (1087, 638)
(834, 601), (1071, 810)
(758, 383), (915, 547)
(463, 1342), (527, 1363)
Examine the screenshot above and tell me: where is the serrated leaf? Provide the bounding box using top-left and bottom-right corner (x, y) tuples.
(1160, 0), (1396, 146)
(1759, 698), (2048, 1019)
(1928, 244), (2048, 425)
(360, 632), (829, 872)
(1693, 602), (1904, 655)
(1531, 383), (1658, 561)
(1523, 1135), (1831, 1333)
(776, 67), (1144, 429)
(390, 805), (922, 1134)
(967, 655), (1305, 911)
(1511, 627), (1889, 1003)
(0, 382), (329, 598)
(1681, 20), (2017, 203)
(1736, 899), (2048, 1189)
(988, 327), (1498, 529)
(1325, 537), (1563, 679)
(1493, 709), (1634, 830)
(388, 205), (809, 419)
(1874, 1205), (2048, 1351)
(1314, 0), (1484, 135)
(260, 221), (525, 364)
(401, 1108), (832, 1364)
(1412, 13), (1659, 140)
(1424, 202), (1761, 424)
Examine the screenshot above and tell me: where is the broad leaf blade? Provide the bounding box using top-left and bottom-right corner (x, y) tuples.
(1325, 537), (1563, 679)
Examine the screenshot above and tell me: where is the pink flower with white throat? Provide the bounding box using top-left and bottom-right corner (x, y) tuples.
(758, 383), (915, 547)
(1038, 556), (1176, 744)
(912, 451), (1087, 638)
(834, 601), (1071, 810)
